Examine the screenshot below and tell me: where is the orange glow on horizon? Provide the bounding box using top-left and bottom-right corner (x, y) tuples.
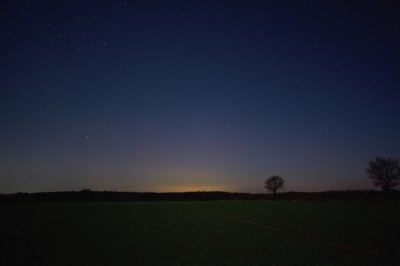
(151, 184), (232, 193)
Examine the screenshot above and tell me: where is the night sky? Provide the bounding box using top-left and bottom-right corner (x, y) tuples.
(1, 1), (400, 194)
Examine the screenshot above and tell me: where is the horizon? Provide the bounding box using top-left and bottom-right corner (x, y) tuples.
(0, 187), (382, 196)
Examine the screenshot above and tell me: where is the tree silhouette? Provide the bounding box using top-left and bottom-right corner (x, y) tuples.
(366, 157), (400, 191)
(265, 175), (285, 198)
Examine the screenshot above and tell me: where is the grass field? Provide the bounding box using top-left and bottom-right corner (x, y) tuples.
(1, 200), (399, 265)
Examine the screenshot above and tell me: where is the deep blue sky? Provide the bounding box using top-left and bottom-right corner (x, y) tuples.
(1, 1), (400, 193)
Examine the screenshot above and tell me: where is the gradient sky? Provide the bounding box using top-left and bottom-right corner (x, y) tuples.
(1, 1), (400, 193)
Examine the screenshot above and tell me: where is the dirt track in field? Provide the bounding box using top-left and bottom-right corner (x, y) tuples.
(189, 204), (380, 257)
(205, 206), (379, 247)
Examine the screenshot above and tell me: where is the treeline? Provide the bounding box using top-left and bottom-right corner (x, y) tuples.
(0, 191), (251, 202)
(1, 189), (399, 203)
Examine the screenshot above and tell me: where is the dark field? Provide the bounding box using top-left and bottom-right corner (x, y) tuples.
(2, 201), (399, 265)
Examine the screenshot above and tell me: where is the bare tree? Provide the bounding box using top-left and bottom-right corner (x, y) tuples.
(366, 157), (400, 191)
(265, 175), (285, 198)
